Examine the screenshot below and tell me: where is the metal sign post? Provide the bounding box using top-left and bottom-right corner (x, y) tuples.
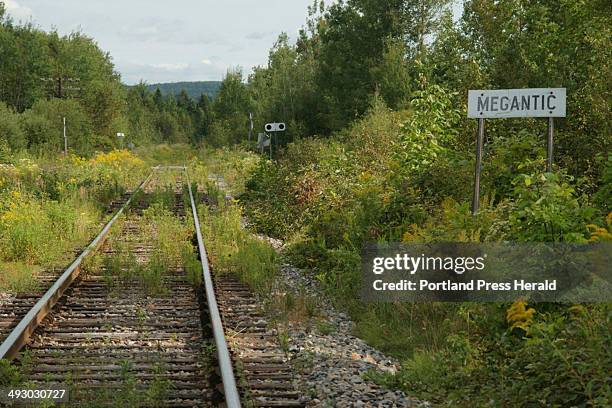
(472, 119), (485, 214)
(547, 117), (554, 172)
(248, 112), (253, 141)
(63, 117), (67, 156)
(467, 88), (566, 214)
(257, 133), (270, 154)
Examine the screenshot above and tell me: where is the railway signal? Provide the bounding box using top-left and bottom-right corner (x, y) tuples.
(116, 132), (125, 149)
(264, 122), (286, 132)
(263, 123), (286, 159)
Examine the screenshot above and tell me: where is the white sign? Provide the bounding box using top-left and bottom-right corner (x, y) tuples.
(468, 88), (566, 118)
(257, 133), (270, 149)
(265, 123), (286, 132)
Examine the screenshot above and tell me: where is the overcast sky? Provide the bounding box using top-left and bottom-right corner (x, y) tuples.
(3, 0), (325, 84)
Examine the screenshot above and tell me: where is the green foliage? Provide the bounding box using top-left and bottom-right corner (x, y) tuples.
(0, 150), (146, 292)
(593, 155), (612, 213)
(0, 102), (26, 151)
(0, 189), (94, 265)
(249, 33), (319, 138)
(371, 39), (412, 109)
(0, 16), (204, 155)
(201, 201), (278, 296)
(370, 304), (611, 407)
(239, 80), (609, 406)
(211, 69), (250, 143)
(125, 84), (198, 147)
(394, 84), (461, 178)
(508, 172), (594, 242)
(22, 98), (93, 155)
(456, 0), (611, 178)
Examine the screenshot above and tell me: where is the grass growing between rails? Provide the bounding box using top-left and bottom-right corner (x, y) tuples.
(199, 188), (277, 297)
(0, 150), (147, 294)
(200, 168), (325, 330)
(0, 349), (182, 407)
(97, 202), (200, 296)
(196, 147), (261, 196)
(136, 143), (199, 167)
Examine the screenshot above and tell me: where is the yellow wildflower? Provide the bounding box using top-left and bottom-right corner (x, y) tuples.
(506, 299), (536, 331)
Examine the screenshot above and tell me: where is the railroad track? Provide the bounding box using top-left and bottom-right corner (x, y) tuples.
(0, 167), (305, 407)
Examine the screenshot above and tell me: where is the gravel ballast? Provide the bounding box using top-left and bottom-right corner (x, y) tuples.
(271, 261), (429, 407)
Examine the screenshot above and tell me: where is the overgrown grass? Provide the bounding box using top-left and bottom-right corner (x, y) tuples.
(101, 200), (198, 296)
(135, 143), (197, 166)
(0, 150), (147, 293)
(200, 199), (277, 297)
(195, 147), (261, 196)
(0, 263), (42, 293)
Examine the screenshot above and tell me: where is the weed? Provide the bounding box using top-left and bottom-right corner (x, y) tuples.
(277, 330), (290, 354)
(0, 359), (21, 386)
(292, 351), (315, 373)
(200, 202), (277, 296)
(182, 245), (202, 286)
(316, 321), (336, 335)
(136, 306), (147, 328)
(0, 262), (41, 292)
(146, 362), (173, 407)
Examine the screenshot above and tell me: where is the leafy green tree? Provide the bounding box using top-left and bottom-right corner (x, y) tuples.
(177, 90), (195, 113)
(402, 0), (451, 59)
(153, 88), (164, 110)
(0, 11), (49, 112)
(0, 102), (26, 151)
(214, 69), (249, 119)
(458, 0), (611, 180)
(371, 39), (412, 109)
(210, 69), (250, 144)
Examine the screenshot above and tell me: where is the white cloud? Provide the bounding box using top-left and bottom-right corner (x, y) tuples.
(5, 0), (321, 83)
(246, 31), (274, 41)
(3, 0), (32, 21)
(119, 60), (228, 84)
(152, 63), (189, 71)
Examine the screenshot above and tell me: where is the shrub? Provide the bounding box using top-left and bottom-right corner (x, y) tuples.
(593, 155), (611, 213)
(0, 149), (146, 293)
(508, 172), (595, 242)
(0, 190), (86, 264)
(22, 99), (93, 155)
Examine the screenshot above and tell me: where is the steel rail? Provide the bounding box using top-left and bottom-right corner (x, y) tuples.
(185, 168), (242, 408)
(0, 173), (153, 361)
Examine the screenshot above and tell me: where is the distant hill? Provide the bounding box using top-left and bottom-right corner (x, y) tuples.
(145, 81), (222, 100)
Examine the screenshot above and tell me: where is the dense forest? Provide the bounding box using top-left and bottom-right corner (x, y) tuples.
(0, 0), (610, 405)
